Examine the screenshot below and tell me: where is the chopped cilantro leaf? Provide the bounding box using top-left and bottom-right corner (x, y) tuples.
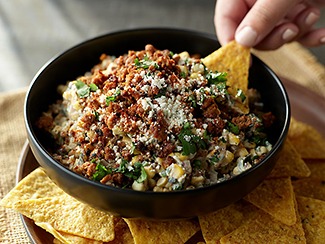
(227, 122), (240, 135)
(89, 83), (98, 92)
(106, 88), (121, 105)
(114, 160), (147, 183)
(75, 80), (90, 98)
(188, 95), (197, 108)
(206, 71), (227, 85)
(93, 162), (112, 181)
(75, 80), (99, 98)
(236, 89), (246, 102)
(136, 165), (148, 183)
(178, 122), (206, 155)
(134, 55), (159, 69)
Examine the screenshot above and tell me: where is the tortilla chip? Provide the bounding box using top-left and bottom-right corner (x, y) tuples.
(296, 196), (325, 244)
(52, 218), (133, 244)
(202, 41), (250, 114)
(123, 218), (199, 244)
(244, 177), (297, 225)
(0, 167), (116, 242)
(202, 40), (250, 93)
(219, 208), (306, 244)
(11, 195), (115, 242)
(267, 140), (311, 179)
(304, 159), (325, 180)
(198, 200), (259, 244)
(293, 178), (325, 201)
(38, 222), (103, 244)
(288, 118), (325, 159)
(0, 167), (64, 208)
(109, 218), (134, 244)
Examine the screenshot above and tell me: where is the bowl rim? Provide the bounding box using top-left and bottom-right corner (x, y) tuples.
(24, 27), (291, 197)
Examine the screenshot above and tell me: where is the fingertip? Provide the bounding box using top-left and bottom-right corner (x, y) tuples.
(235, 26), (258, 47)
(298, 28), (325, 47)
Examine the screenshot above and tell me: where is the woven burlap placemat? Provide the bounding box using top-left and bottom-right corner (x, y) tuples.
(0, 42), (324, 243)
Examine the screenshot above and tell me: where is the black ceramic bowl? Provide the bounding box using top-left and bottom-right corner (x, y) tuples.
(24, 28), (290, 219)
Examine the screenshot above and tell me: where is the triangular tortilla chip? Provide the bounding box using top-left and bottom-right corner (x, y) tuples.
(10, 196), (115, 242)
(219, 208), (306, 243)
(304, 159), (325, 180)
(38, 222), (103, 244)
(202, 40), (250, 93)
(267, 140), (311, 179)
(123, 217), (199, 244)
(244, 177), (297, 225)
(202, 41), (250, 114)
(288, 118), (325, 159)
(198, 200), (259, 244)
(0, 168), (115, 242)
(296, 196), (325, 244)
(52, 218), (133, 244)
(293, 178), (325, 201)
(0, 167), (64, 208)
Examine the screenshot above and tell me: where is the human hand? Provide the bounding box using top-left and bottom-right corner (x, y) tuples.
(215, 0), (325, 50)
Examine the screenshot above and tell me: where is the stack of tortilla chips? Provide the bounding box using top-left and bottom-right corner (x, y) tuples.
(2, 42), (325, 243)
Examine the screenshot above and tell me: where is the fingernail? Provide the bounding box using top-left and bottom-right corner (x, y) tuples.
(235, 26), (258, 47)
(321, 36), (325, 44)
(305, 12), (319, 26)
(282, 29), (298, 41)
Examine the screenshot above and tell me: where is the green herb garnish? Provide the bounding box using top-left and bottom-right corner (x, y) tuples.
(236, 89), (246, 102)
(75, 80), (90, 98)
(206, 71), (227, 85)
(227, 122), (240, 135)
(134, 55), (159, 69)
(89, 83), (99, 92)
(106, 88), (121, 105)
(75, 80), (98, 98)
(92, 162), (112, 181)
(178, 122), (206, 155)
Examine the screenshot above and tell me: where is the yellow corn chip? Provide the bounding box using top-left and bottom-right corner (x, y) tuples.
(244, 177), (297, 226)
(304, 159), (325, 180)
(201, 41), (250, 114)
(296, 196), (325, 244)
(198, 200), (259, 244)
(0, 168), (115, 242)
(267, 140), (311, 179)
(202, 40), (250, 93)
(293, 178), (325, 201)
(0, 167), (64, 208)
(288, 118), (325, 159)
(52, 218), (133, 244)
(11, 196), (115, 242)
(38, 222), (103, 244)
(123, 218), (199, 244)
(219, 208), (306, 244)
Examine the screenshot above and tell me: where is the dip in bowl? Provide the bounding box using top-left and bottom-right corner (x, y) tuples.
(25, 28), (290, 219)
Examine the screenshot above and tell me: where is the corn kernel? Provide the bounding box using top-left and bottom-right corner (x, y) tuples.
(157, 177), (168, 187)
(224, 150), (235, 163)
(168, 164), (185, 179)
(236, 148), (249, 158)
(144, 166), (156, 179)
(256, 146), (267, 156)
(153, 186), (163, 192)
(132, 181), (147, 191)
(228, 133), (240, 145)
(191, 176), (205, 186)
(148, 178), (156, 189)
